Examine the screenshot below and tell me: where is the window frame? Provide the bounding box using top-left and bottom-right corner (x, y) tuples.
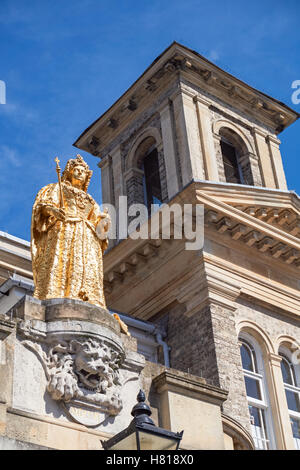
(239, 333), (276, 450)
(279, 346), (300, 449)
(141, 145), (163, 213)
(220, 136), (245, 185)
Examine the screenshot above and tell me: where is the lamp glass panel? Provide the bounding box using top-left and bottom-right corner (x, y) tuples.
(109, 432), (138, 450)
(138, 431), (178, 450)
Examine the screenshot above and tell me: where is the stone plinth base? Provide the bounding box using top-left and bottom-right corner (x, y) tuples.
(0, 295), (145, 448)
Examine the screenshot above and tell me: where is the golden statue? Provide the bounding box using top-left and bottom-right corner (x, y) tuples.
(31, 154), (110, 308)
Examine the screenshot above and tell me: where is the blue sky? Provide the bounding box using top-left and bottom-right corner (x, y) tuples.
(0, 0), (299, 241)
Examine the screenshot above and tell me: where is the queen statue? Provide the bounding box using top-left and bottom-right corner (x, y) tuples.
(31, 154), (110, 308)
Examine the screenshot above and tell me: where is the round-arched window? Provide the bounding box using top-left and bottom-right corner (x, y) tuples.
(219, 128), (255, 186)
(239, 335), (275, 449)
(279, 348), (300, 449)
(126, 135), (164, 214)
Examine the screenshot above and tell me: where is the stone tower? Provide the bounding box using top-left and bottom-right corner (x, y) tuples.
(74, 42), (300, 450)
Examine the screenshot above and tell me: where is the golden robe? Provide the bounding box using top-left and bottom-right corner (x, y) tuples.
(31, 181), (107, 308)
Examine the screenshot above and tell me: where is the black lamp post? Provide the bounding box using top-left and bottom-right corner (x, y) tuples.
(102, 390), (183, 450)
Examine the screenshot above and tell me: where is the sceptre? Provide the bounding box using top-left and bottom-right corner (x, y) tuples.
(54, 157), (64, 208)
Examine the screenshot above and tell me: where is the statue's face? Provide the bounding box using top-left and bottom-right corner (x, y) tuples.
(70, 164), (87, 188)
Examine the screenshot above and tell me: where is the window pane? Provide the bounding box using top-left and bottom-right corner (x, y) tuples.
(240, 344), (254, 371)
(291, 418), (300, 439)
(221, 140), (241, 184)
(249, 406), (269, 450)
(285, 390), (300, 413)
(244, 376), (262, 400)
(291, 418), (300, 450)
(143, 149), (162, 212)
(280, 357), (294, 385)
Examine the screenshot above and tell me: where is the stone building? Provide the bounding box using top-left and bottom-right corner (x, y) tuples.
(0, 42), (300, 450)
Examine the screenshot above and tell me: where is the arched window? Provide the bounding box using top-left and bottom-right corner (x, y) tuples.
(219, 128), (255, 186)
(141, 146), (163, 212)
(239, 334), (275, 449)
(220, 138), (243, 184)
(279, 347), (300, 449)
(126, 133), (165, 214)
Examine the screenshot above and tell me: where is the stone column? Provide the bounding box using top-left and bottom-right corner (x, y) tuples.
(159, 100), (180, 199)
(98, 154), (113, 206)
(264, 353), (295, 449)
(194, 96), (219, 182)
(266, 135), (288, 190)
(171, 86), (205, 186)
(252, 128), (276, 188)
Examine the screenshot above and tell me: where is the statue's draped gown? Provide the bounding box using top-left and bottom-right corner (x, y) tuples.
(31, 181), (107, 308)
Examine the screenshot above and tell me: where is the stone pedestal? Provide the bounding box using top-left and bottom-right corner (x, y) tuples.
(0, 296), (145, 448)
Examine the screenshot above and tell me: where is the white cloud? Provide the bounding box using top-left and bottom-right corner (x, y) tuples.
(0, 101), (39, 124)
(0, 145), (22, 168)
(208, 50), (219, 62)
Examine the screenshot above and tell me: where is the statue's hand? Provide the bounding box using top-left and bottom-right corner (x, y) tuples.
(96, 211), (111, 240)
(44, 206), (65, 222)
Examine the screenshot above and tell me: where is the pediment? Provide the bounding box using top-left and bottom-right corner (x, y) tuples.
(197, 185), (300, 269)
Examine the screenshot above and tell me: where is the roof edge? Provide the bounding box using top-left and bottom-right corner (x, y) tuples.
(74, 41), (299, 149)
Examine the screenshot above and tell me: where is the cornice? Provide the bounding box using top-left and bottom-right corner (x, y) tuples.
(74, 42), (298, 156)
(203, 252), (300, 318)
(266, 135), (281, 146)
(153, 369), (228, 406)
(199, 190), (300, 257)
(0, 317), (15, 339)
(103, 182), (300, 307)
(97, 154), (111, 169)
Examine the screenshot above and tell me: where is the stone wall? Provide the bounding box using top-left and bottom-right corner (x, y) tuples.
(159, 302), (251, 433)
(209, 303), (251, 432)
(236, 298), (300, 350)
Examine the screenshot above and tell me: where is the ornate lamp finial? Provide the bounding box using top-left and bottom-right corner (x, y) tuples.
(131, 389), (154, 426)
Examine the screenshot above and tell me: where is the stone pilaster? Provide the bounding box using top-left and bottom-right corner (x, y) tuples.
(159, 100), (180, 198)
(265, 353), (295, 449)
(171, 86), (205, 185)
(208, 302), (251, 433)
(98, 154), (114, 206)
(194, 96), (219, 182)
(266, 135), (287, 190)
(111, 144), (124, 207)
(252, 128), (276, 188)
